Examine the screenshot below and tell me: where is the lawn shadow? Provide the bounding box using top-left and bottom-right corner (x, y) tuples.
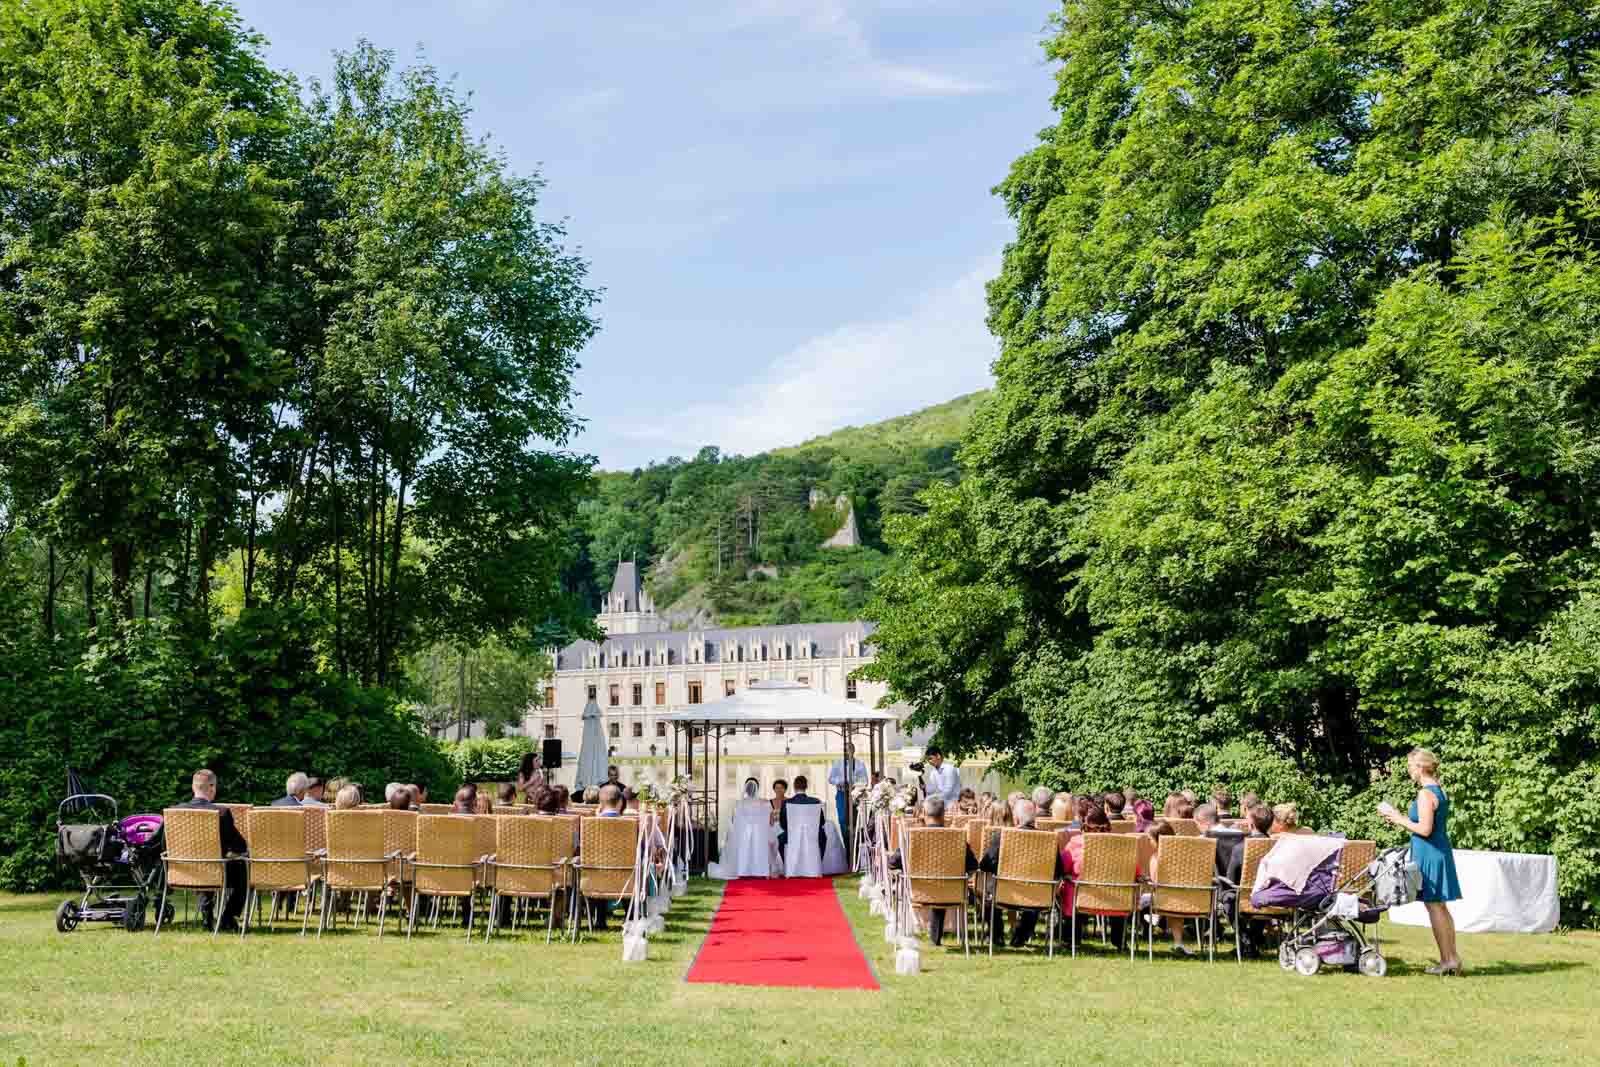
(1386, 958), (1588, 978)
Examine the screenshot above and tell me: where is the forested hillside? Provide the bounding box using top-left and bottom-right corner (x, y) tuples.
(568, 391), (985, 626)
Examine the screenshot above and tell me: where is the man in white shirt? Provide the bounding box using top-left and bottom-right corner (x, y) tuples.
(828, 742), (869, 835)
(923, 747), (961, 805)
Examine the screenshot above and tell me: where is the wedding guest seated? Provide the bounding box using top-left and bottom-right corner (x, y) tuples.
(979, 799), (1062, 948)
(1121, 786), (1139, 817)
(888, 795), (976, 946)
(1162, 793), (1185, 818)
(333, 784), (362, 810)
(1181, 789), (1199, 807)
(496, 782), (517, 807)
(1132, 798), (1156, 832)
(302, 776), (326, 806)
(1139, 820), (1195, 956)
(387, 786), (413, 811)
(1050, 793), (1074, 822)
(1271, 802), (1305, 834)
(178, 769), (250, 932)
(272, 772), (308, 807)
(1059, 807), (1126, 949)
(1030, 786), (1055, 813)
(958, 787), (979, 815)
(1238, 791), (1260, 816)
(1222, 803), (1274, 956)
(326, 777), (349, 802)
(1101, 791), (1125, 824)
(553, 784), (571, 811)
(1196, 802), (1242, 876)
(406, 784), (423, 807)
(1211, 788), (1232, 819)
(1073, 795), (1094, 828)
(596, 783), (625, 815)
(534, 787), (560, 814)
(451, 786), (476, 814)
(475, 794), (495, 814)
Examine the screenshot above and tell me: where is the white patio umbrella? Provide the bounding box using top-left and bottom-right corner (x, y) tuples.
(573, 697), (608, 795)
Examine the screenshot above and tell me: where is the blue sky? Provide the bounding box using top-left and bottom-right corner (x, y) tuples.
(232, 1), (1056, 469)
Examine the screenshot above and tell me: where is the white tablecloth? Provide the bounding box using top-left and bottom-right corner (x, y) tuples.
(1389, 849), (1558, 934)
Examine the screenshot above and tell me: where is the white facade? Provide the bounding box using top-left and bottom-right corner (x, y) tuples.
(523, 561), (905, 759)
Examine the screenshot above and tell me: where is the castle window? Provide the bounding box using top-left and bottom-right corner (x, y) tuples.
(608, 721), (620, 739)
(736, 646), (744, 663)
(761, 645), (767, 661)
(608, 684), (620, 707)
(644, 649), (651, 666)
(846, 678), (858, 700)
(688, 682), (702, 705)
(586, 684), (597, 701)
(655, 722), (666, 738)
(632, 683), (643, 706)
(631, 722), (643, 739)
(654, 682), (666, 706)
(724, 679), (735, 697)
(750, 727), (760, 737)
(797, 675), (809, 686)
(544, 724), (556, 739)
(544, 686), (555, 709)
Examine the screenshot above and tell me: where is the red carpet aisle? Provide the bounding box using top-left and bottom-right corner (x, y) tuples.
(685, 877), (879, 990)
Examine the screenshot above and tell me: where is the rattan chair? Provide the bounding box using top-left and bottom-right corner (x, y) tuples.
(419, 803), (452, 815)
(473, 814), (498, 895)
(319, 809), (396, 938)
(1035, 818), (1068, 833)
(383, 809), (418, 890)
(488, 815), (566, 941)
(156, 807), (231, 936)
(1227, 836), (1291, 962)
(988, 828), (1061, 956)
(242, 808), (313, 936)
(574, 817), (639, 940)
(408, 815), (481, 938)
(1066, 832), (1140, 959)
(1167, 818), (1200, 837)
(1147, 835), (1219, 961)
(905, 827), (971, 954)
(1338, 839), (1377, 893)
(1109, 819), (1135, 835)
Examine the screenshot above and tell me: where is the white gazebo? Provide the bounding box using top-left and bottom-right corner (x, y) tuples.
(662, 680), (896, 872)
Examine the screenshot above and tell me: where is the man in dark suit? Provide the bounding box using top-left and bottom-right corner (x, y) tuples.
(778, 775), (828, 859)
(178, 768), (250, 932)
(888, 796), (976, 946)
(1197, 802), (1245, 878)
(270, 771), (307, 807)
(978, 799), (1063, 948)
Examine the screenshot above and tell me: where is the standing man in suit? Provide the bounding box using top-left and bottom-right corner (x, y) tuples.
(270, 772), (307, 807)
(779, 775), (828, 859)
(179, 768), (249, 932)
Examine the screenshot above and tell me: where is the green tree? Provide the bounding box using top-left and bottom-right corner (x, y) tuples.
(866, 0), (1600, 915)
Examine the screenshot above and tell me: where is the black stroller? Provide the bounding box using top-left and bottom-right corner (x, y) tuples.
(55, 770), (169, 933)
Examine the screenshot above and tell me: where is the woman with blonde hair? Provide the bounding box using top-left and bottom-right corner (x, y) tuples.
(1270, 802), (1302, 834)
(1379, 748), (1462, 974)
(333, 784), (362, 810)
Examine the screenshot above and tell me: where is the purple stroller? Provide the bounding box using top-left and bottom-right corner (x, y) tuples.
(1252, 842), (1417, 977)
(55, 776), (170, 933)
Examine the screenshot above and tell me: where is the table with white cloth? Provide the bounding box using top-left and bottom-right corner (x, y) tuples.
(1388, 849), (1559, 934)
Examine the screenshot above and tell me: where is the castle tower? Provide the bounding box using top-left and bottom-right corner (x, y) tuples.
(595, 559), (667, 635)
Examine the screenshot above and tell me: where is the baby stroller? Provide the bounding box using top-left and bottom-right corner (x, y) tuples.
(55, 781), (169, 934)
(1256, 843), (1418, 978)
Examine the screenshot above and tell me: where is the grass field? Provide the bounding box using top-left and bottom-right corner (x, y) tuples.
(1, 879), (1594, 1066)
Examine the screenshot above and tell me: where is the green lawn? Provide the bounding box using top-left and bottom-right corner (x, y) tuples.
(1, 880), (1593, 1066)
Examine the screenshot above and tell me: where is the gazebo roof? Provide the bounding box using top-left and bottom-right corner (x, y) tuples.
(660, 680), (896, 727)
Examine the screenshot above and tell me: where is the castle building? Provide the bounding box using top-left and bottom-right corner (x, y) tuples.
(524, 560), (905, 759)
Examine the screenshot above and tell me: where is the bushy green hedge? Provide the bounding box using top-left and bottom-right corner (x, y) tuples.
(0, 598), (455, 892)
(440, 736), (533, 783)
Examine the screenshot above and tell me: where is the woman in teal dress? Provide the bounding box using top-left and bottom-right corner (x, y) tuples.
(1378, 747), (1463, 975)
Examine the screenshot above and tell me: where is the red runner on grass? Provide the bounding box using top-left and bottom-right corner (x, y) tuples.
(685, 877), (878, 990)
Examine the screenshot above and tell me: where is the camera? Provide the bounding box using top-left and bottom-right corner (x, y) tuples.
(908, 760), (925, 773)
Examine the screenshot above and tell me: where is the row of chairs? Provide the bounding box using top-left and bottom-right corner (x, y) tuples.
(893, 825), (1376, 962)
(157, 807), (642, 941)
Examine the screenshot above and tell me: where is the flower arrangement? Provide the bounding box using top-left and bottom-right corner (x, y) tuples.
(666, 774), (692, 805)
(637, 781), (661, 805)
(869, 779), (896, 813)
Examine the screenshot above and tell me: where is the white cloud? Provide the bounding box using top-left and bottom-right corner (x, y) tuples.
(733, 0), (992, 99)
(614, 257), (998, 460)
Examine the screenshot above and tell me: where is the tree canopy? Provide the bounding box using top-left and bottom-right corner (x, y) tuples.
(863, 0), (1600, 917)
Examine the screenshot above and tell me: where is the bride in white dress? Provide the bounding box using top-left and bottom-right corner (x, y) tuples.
(711, 778), (779, 879)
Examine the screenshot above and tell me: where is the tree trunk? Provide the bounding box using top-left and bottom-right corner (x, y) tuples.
(110, 541), (135, 621)
(83, 563), (97, 630)
(177, 517), (192, 615)
(142, 563), (153, 619)
(44, 542), (56, 640)
(379, 469), (409, 687)
(456, 648), (468, 742)
(332, 451), (346, 678)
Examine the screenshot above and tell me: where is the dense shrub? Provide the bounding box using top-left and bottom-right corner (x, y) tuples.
(441, 736), (534, 783)
(0, 601), (455, 892)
